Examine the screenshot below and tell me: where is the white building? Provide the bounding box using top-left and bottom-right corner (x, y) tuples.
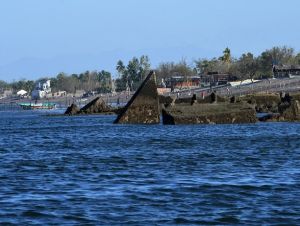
(31, 80), (52, 99)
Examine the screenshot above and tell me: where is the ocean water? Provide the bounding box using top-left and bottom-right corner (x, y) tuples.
(1, 110), (300, 225)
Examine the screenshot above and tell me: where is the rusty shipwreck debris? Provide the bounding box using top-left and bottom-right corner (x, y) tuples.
(280, 100), (300, 121)
(162, 101), (257, 125)
(64, 97), (116, 115)
(267, 93), (300, 122)
(79, 97), (113, 114)
(241, 93), (281, 113)
(64, 103), (80, 115)
(114, 71), (160, 124)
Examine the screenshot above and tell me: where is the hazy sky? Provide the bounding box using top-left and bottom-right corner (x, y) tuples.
(1, 0), (300, 81)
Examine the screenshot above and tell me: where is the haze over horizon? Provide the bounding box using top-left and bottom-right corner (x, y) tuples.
(1, 0), (300, 82)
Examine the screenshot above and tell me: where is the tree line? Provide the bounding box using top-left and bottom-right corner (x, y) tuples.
(0, 70), (113, 95)
(156, 46), (300, 82)
(198, 46), (300, 79)
(1, 46), (300, 95)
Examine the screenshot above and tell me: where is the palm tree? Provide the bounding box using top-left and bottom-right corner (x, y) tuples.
(220, 47), (231, 72)
(223, 47), (231, 64)
(116, 60), (126, 77)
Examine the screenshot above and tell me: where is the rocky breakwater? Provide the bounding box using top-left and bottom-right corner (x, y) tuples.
(162, 93), (257, 125)
(114, 71), (160, 124)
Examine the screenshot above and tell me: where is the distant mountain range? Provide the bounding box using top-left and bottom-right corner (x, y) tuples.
(0, 47), (215, 82)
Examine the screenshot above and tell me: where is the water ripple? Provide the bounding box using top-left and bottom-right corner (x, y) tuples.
(0, 111), (300, 225)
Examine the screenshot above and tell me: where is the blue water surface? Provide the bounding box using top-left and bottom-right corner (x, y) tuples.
(1, 111), (300, 225)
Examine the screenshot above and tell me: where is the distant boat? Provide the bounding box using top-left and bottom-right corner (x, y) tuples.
(18, 102), (56, 110)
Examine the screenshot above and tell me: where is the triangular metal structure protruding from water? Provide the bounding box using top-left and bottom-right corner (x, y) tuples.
(114, 71), (160, 124)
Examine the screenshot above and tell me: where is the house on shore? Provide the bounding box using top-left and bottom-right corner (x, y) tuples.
(31, 80), (52, 99)
(165, 76), (201, 91)
(200, 72), (237, 86)
(273, 65), (300, 78)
